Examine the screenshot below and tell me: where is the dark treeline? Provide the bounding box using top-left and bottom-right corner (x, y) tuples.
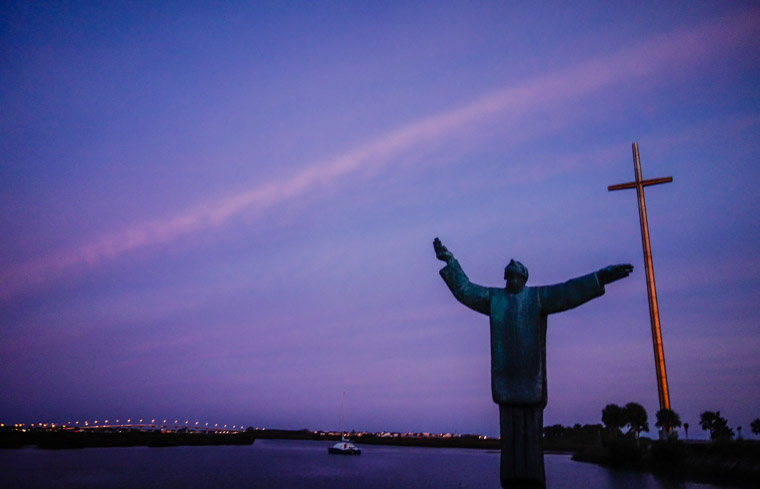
(252, 428), (501, 449)
(565, 402), (760, 488)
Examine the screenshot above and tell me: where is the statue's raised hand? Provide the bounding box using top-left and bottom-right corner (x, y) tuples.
(597, 264), (633, 285)
(433, 237), (454, 263)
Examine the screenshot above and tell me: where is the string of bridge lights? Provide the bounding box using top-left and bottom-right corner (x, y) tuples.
(3, 418), (249, 432)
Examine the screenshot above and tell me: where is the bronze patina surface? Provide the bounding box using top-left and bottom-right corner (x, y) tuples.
(434, 238), (631, 488)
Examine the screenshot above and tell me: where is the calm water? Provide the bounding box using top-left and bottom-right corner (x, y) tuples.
(0, 439), (729, 489)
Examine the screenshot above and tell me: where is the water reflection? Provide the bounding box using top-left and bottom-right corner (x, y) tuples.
(0, 440), (729, 489)
(549, 453), (722, 489)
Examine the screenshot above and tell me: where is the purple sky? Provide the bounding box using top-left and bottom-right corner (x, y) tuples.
(2, 1), (759, 438)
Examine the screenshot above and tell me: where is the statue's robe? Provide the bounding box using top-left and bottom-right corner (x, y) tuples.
(439, 259), (605, 487)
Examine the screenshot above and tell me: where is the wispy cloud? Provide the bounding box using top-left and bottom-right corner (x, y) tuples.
(2, 9), (757, 302)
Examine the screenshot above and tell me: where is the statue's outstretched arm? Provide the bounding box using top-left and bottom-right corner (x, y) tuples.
(540, 264), (632, 314)
(435, 238), (490, 315)
(597, 264), (634, 285)
(433, 237), (454, 263)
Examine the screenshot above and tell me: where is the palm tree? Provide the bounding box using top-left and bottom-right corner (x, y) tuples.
(624, 402), (649, 440)
(699, 411), (733, 440)
(655, 408), (682, 438)
(751, 418), (760, 438)
(601, 404), (626, 439)
(683, 422), (689, 439)
(700, 411), (717, 437)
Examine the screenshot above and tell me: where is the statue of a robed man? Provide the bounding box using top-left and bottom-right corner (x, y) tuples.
(433, 238), (632, 488)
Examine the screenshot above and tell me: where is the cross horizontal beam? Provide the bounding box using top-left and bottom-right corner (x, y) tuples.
(608, 176), (673, 191)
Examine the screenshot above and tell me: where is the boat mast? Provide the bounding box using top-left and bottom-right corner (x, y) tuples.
(339, 391), (346, 439)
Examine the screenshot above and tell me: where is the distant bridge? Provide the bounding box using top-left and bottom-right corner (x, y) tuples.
(19, 419), (248, 433)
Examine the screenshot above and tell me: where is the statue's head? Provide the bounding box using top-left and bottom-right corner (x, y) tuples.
(504, 259), (528, 293)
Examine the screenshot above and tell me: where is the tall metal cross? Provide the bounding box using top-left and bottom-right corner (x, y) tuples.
(608, 142), (673, 412)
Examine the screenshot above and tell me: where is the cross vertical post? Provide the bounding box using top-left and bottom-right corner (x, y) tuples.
(608, 142), (673, 413)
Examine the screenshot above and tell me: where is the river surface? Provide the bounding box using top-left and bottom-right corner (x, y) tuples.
(0, 439), (729, 488)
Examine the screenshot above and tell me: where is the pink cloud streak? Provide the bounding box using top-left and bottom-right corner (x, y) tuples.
(2, 9), (758, 302)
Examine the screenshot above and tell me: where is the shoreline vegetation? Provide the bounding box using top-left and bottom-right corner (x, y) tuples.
(545, 422), (760, 488)
(571, 436), (760, 489)
(3, 426), (759, 487)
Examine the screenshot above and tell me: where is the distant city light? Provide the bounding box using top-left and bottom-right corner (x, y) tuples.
(4, 417), (255, 435)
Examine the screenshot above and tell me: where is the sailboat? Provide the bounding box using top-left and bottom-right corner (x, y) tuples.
(327, 392), (361, 455)
(327, 437), (361, 455)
